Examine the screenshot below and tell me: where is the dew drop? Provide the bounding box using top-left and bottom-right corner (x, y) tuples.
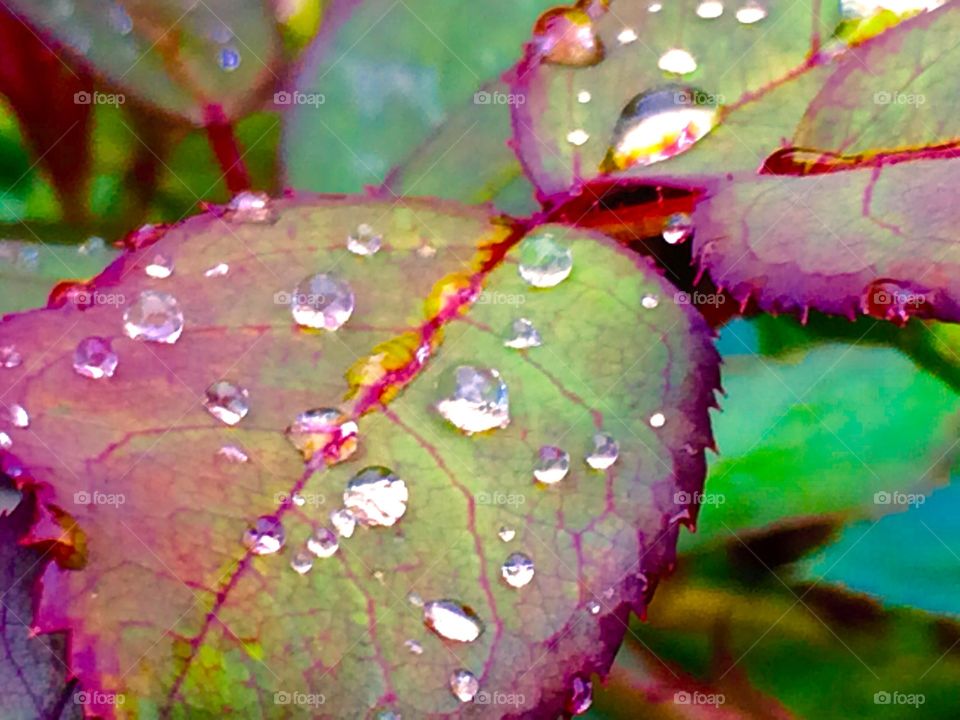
(602, 85), (719, 171)
(498, 526), (516, 542)
(586, 600), (601, 615)
(6, 404), (29, 429)
(0, 431), (11, 450)
(504, 318), (542, 349)
(343, 466), (408, 527)
(617, 27), (639, 44)
(641, 293), (660, 309)
(658, 48), (698, 75)
(662, 213), (694, 244)
(577, 90), (592, 104)
(347, 223), (383, 256)
(648, 2), (663, 11)
(449, 669), (480, 703)
(203, 381), (250, 426)
(243, 515), (285, 555)
(423, 600), (484, 642)
(226, 191), (276, 224)
(736, 1), (767, 22)
(435, 366), (510, 434)
(216, 444), (249, 463)
(649, 412), (666, 428)
(533, 7), (604, 67)
(567, 675), (594, 715)
(404, 639), (423, 655)
(145, 253), (174, 279)
(0, 345), (22, 369)
(408, 591), (424, 607)
(586, 433), (619, 470)
(204, 263), (229, 278)
(290, 550), (313, 575)
(306, 527), (339, 558)
(518, 231), (573, 288)
(77, 236), (106, 255)
(289, 273), (355, 331)
(291, 492), (306, 507)
(218, 46), (241, 71)
(122, 290), (184, 344)
(72, 337), (118, 380)
(501, 552), (536, 588)
(330, 508), (357, 538)
(566, 128), (591, 147)
(534, 446), (570, 484)
(285, 408), (359, 463)
(697, 0), (725, 17)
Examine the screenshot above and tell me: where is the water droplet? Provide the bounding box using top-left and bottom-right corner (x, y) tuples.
(408, 592), (424, 607)
(285, 408), (359, 463)
(649, 412), (666, 428)
(518, 231), (573, 288)
(641, 293), (660, 309)
(404, 639), (423, 655)
(697, 0), (725, 18)
(217, 444), (249, 463)
(6, 404), (29, 428)
(289, 273), (355, 331)
(566, 128), (590, 147)
(504, 318), (542, 349)
(0, 345), (22, 369)
(243, 515), (285, 555)
(0, 431), (10, 450)
(567, 675), (594, 715)
(449, 669), (480, 703)
(203, 381), (250, 426)
(586, 600), (601, 615)
(534, 446), (570, 484)
(617, 27), (638, 44)
(145, 253), (174, 279)
(436, 366), (510, 434)
(658, 48), (698, 75)
(72, 337), (118, 380)
(533, 7), (604, 66)
(218, 46), (241, 71)
(602, 85), (719, 171)
(343, 466), (408, 527)
(290, 551), (313, 575)
(330, 508), (357, 538)
(577, 90), (592, 104)
(417, 244), (437, 258)
(226, 191), (276, 224)
(306, 527), (339, 558)
(77, 236), (106, 255)
(291, 492), (306, 507)
(662, 213), (693, 244)
(648, 2), (663, 11)
(498, 526), (516, 542)
(501, 552), (536, 588)
(108, 2), (133, 34)
(736, 1), (767, 23)
(586, 433), (619, 470)
(423, 600), (484, 642)
(347, 223), (383, 256)
(204, 263), (229, 278)
(123, 291), (184, 344)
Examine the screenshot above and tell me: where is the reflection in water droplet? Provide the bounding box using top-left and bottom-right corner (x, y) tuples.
(697, 0), (725, 17)
(285, 408), (359, 463)
(405, 639), (423, 654)
(290, 551), (313, 575)
(436, 366), (510, 434)
(566, 129), (591, 147)
(533, 7), (604, 66)
(602, 85), (719, 171)
(0, 431), (11, 450)
(226, 191), (276, 223)
(501, 552), (536, 588)
(73, 337), (118, 380)
(204, 381), (250, 425)
(498, 526), (516, 542)
(567, 675), (594, 715)
(423, 600), (484, 642)
(217, 444), (249, 463)
(218, 46), (241, 71)
(330, 508), (357, 538)
(577, 90), (592, 104)
(347, 223), (383, 256)
(449, 669), (480, 703)
(145, 253), (174, 279)
(243, 515), (285, 555)
(6, 404), (28, 428)
(650, 412), (666, 428)
(343, 466), (408, 527)
(290, 273), (355, 331)
(204, 263), (229, 278)
(504, 318), (542, 349)
(534, 446), (570, 484)
(518, 231), (573, 288)
(736, 1), (767, 22)
(123, 291), (184, 344)
(586, 433), (619, 469)
(0, 345), (22, 369)
(306, 527), (340, 558)
(641, 293), (660, 309)
(587, 600), (601, 615)
(663, 213), (694, 244)
(658, 48), (698, 75)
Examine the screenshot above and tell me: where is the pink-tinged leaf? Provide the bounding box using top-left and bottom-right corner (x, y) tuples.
(0, 195), (719, 717)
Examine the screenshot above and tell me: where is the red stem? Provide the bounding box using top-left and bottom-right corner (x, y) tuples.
(203, 106), (250, 194)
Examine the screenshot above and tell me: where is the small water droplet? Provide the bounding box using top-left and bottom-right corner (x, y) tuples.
(204, 263), (229, 278)
(243, 515), (285, 555)
(330, 508), (357, 538)
(218, 46), (241, 71)
(649, 412), (666, 428)
(347, 223), (383, 256)
(417, 244), (437, 258)
(436, 366), (510, 434)
(566, 128), (590, 146)
(285, 408), (359, 463)
(291, 492), (306, 507)
(289, 273), (355, 331)
(0, 431), (11, 450)
(567, 675), (594, 715)
(72, 337), (118, 380)
(577, 90), (592, 104)
(504, 318), (542, 349)
(203, 381), (250, 426)
(662, 213), (694, 244)
(408, 592), (424, 607)
(6, 403), (29, 429)
(145, 253), (174, 279)
(0, 345), (22, 369)
(498, 526), (516, 542)
(602, 85), (719, 171)
(736, 1), (767, 23)
(449, 669), (480, 703)
(518, 231), (573, 288)
(77, 236), (106, 255)
(123, 291), (184, 344)
(641, 293), (660, 309)
(534, 446), (570, 484)
(617, 27), (638, 44)
(226, 191), (276, 224)
(648, 2), (663, 11)
(290, 550), (313, 574)
(658, 48), (698, 75)
(587, 600), (601, 615)
(404, 639), (423, 655)
(697, 0), (725, 18)
(423, 600), (484, 642)
(586, 433), (619, 470)
(343, 466), (408, 527)
(306, 527), (339, 558)
(501, 552), (536, 588)
(533, 7), (604, 66)
(217, 444), (249, 463)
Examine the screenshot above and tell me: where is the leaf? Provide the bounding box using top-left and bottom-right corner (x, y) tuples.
(0, 195), (719, 717)
(283, 0), (557, 193)
(4, 0), (282, 124)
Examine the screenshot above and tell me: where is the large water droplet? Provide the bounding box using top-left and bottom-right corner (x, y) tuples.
(218, 46), (241, 71)
(243, 515), (285, 555)
(586, 433), (619, 469)
(697, 0), (725, 17)
(577, 90), (592, 104)
(226, 191), (276, 224)
(567, 675), (594, 715)
(306, 527), (340, 558)
(123, 291), (184, 344)
(347, 223), (383, 256)
(436, 366), (510, 434)
(504, 318), (542, 349)
(658, 48), (698, 75)
(498, 526), (516, 542)
(289, 273), (355, 331)
(534, 446), (570, 484)
(73, 337), (118, 380)
(449, 669), (480, 703)
(736, 1), (767, 23)
(518, 232), (573, 288)
(290, 550), (313, 575)
(145, 253), (174, 279)
(423, 600), (484, 642)
(203, 381), (250, 425)
(285, 408), (359, 463)
(330, 508), (357, 538)
(663, 213), (694, 244)
(0, 345), (22, 369)
(602, 85), (719, 171)
(343, 466), (408, 527)
(533, 7), (604, 66)
(501, 552), (536, 588)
